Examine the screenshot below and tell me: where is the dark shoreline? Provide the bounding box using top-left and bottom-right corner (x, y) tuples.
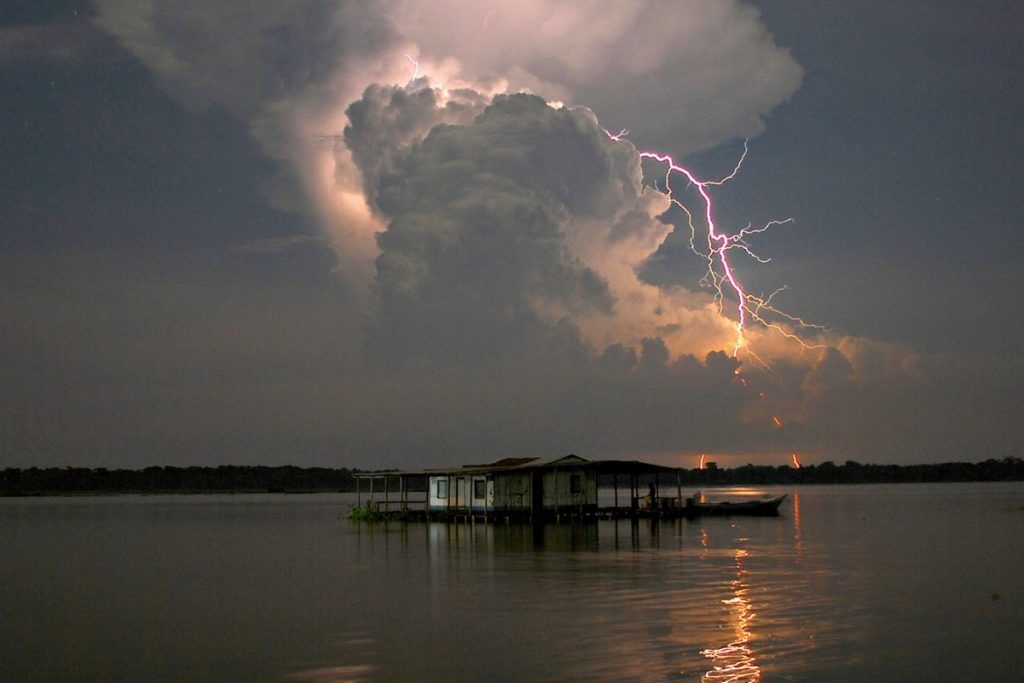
(0, 489), (348, 498)
(3, 459), (1022, 497)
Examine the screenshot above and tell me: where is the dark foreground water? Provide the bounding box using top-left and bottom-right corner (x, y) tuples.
(2, 484), (1022, 681)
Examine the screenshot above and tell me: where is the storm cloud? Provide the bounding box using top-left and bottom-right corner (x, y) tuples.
(91, 0), (803, 281)
(2, 1), (1018, 469)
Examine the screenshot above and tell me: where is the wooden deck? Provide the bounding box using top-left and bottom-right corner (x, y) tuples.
(348, 495), (783, 523)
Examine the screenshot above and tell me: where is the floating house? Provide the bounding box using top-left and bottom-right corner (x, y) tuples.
(353, 455), (689, 521)
(425, 454), (598, 517)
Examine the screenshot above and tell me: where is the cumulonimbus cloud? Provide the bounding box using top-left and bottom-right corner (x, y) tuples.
(92, 0), (803, 289)
(342, 87), (743, 362)
(85, 0), (958, 464)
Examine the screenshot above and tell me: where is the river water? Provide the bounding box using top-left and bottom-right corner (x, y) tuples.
(2, 483), (1022, 681)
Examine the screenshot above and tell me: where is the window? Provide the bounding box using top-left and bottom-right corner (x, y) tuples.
(436, 479), (448, 499)
(474, 479), (486, 500)
(570, 473), (582, 495)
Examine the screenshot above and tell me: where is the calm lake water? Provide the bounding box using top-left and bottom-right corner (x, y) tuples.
(2, 484), (1022, 681)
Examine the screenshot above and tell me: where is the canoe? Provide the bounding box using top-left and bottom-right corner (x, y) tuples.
(684, 493), (787, 517)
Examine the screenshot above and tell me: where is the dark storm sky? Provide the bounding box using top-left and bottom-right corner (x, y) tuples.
(2, 1), (1021, 468)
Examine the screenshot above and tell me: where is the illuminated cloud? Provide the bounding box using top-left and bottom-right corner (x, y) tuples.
(92, 0), (802, 284)
(69, 0), (1011, 469)
(389, 0), (803, 153)
(341, 89), (743, 362)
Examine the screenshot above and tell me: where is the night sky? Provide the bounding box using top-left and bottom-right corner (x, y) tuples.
(2, 1), (1022, 469)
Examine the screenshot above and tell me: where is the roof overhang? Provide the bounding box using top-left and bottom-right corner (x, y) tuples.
(354, 456), (681, 478)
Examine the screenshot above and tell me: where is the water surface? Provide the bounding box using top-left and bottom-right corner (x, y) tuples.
(2, 484), (1022, 681)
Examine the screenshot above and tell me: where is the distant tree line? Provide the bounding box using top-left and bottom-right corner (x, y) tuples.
(2, 458), (1021, 496)
(673, 457), (1024, 486)
(0, 465), (358, 496)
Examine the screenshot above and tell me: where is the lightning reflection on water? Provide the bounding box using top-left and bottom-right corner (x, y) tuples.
(701, 548), (761, 682)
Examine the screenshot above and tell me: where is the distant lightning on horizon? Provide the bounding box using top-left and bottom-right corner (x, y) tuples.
(607, 127), (824, 452)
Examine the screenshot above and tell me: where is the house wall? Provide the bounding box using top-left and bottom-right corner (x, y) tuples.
(429, 468), (597, 513)
(541, 469), (597, 510)
(428, 475), (491, 511)
(492, 472), (532, 511)
(428, 475), (452, 510)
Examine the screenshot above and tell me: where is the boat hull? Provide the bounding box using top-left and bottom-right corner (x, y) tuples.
(684, 494), (787, 518)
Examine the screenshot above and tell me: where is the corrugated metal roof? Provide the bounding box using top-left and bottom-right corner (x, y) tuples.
(461, 457), (538, 468)
(354, 455), (681, 478)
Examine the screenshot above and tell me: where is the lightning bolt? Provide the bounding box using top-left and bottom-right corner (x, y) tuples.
(403, 53), (420, 84)
(603, 129), (828, 469)
(606, 131), (825, 358)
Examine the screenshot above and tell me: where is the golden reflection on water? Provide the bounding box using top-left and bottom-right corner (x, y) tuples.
(287, 664), (376, 683)
(792, 492), (803, 558)
(701, 548), (761, 682)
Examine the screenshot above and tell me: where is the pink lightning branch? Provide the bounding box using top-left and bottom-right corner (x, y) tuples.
(606, 130), (824, 358)
(392, 62), (818, 463)
(392, 53), (820, 360)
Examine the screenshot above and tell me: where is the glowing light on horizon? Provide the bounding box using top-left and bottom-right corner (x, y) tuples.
(699, 453), (707, 470)
(792, 492), (803, 557)
(791, 452), (801, 469)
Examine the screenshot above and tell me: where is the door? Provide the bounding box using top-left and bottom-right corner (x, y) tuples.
(456, 477), (468, 509)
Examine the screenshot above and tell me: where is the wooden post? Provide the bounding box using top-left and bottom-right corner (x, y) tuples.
(553, 469), (559, 522)
(613, 473), (618, 511)
(384, 475), (389, 513)
(368, 476), (374, 508)
(356, 477), (361, 508)
(400, 476), (406, 511)
(626, 473), (634, 516)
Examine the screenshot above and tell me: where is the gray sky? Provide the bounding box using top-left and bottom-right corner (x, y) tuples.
(2, 1), (1021, 469)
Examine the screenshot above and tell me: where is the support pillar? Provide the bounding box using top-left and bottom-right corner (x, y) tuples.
(553, 469), (559, 522)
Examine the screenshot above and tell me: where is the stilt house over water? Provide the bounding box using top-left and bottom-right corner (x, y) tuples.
(354, 455), (686, 521)
(427, 454), (597, 516)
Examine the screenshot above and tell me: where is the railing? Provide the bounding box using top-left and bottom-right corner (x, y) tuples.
(367, 496), (429, 512)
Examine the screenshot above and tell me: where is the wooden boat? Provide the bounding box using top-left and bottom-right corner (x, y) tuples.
(683, 493), (787, 517)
